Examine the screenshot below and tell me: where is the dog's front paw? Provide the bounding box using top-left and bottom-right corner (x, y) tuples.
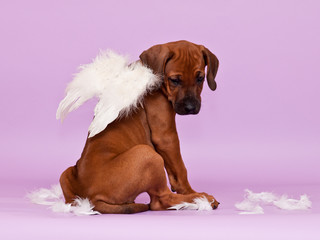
(199, 192), (220, 209)
(211, 199), (220, 209)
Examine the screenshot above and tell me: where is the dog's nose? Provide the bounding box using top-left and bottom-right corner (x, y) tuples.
(184, 104), (196, 113)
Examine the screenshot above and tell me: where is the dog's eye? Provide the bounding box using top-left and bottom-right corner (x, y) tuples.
(196, 76), (204, 84)
(169, 78), (180, 86)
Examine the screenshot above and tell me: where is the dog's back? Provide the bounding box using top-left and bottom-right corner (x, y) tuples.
(60, 98), (154, 202)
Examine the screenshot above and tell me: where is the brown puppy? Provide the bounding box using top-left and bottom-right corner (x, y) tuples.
(60, 40), (219, 213)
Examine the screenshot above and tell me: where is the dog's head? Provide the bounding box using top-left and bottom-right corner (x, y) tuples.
(140, 40), (219, 115)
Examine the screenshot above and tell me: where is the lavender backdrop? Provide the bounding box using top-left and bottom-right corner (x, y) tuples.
(1, 0), (319, 186)
(0, 0), (319, 239)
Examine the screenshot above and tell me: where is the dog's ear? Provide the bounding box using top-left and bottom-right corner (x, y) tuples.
(201, 46), (219, 91)
(139, 44), (173, 76)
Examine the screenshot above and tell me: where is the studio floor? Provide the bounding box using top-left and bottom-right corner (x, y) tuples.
(1, 181), (319, 240)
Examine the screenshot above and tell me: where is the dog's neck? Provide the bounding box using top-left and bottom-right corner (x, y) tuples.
(160, 82), (169, 97)
(146, 89), (177, 119)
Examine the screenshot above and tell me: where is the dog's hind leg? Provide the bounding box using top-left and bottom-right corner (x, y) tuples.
(61, 164), (149, 214)
(60, 166), (78, 203)
(93, 201), (149, 214)
(87, 144), (166, 214)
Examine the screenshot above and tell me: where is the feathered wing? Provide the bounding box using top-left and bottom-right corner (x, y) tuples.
(56, 50), (161, 137)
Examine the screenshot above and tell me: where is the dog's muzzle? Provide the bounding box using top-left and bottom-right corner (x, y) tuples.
(174, 97), (201, 115)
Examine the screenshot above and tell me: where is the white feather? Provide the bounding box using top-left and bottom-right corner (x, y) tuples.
(70, 198), (100, 216)
(245, 189), (277, 203)
(168, 196), (214, 211)
(273, 194), (312, 210)
(235, 189), (312, 214)
(27, 185), (100, 216)
(51, 201), (72, 213)
(27, 185), (62, 205)
(234, 200), (264, 214)
(56, 50), (161, 137)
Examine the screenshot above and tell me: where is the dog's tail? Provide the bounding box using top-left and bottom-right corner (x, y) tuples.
(27, 184), (100, 216)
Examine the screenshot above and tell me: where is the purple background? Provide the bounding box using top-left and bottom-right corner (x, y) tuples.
(1, 0), (319, 239)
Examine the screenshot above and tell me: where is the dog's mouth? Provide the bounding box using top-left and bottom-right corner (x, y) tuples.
(174, 98), (201, 115)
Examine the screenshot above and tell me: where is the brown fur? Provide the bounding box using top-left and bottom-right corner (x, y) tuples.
(60, 40), (219, 213)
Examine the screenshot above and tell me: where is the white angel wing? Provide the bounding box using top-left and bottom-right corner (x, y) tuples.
(56, 50), (160, 138)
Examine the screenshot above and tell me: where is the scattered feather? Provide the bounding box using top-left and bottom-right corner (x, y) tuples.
(168, 196), (214, 211)
(27, 184), (100, 216)
(235, 189), (312, 214)
(71, 198), (100, 216)
(245, 189), (277, 204)
(273, 194), (312, 210)
(234, 200), (264, 214)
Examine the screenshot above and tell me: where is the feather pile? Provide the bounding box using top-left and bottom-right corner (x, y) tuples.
(27, 185), (100, 216)
(235, 189), (312, 214)
(56, 50), (161, 137)
(168, 196), (214, 211)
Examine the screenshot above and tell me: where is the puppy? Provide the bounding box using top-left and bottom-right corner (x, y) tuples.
(59, 40), (219, 213)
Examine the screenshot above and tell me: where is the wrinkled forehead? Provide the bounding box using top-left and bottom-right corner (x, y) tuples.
(165, 47), (205, 75)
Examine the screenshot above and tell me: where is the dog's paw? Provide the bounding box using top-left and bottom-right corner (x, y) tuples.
(198, 192), (220, 209)
(211, 199), (220, 209)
